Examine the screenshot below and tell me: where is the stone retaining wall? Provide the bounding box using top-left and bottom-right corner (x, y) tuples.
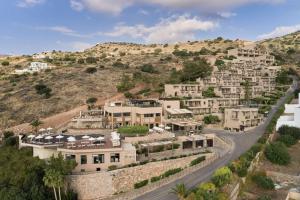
(266, 171), (300, 185)
(67, 153), (213, 200)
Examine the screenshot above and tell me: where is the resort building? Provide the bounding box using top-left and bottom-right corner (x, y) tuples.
(69, 110), (105, 129)
(223, 107), (263, 131)
(103, 99), (163, 129)
(227, 46), (275, 64)
(276, 94), (300, 130)
(19, 132), (136, 173)
(183, 98), (240, 115)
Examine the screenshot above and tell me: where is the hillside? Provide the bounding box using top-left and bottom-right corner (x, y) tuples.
(0, 35), (297, 130)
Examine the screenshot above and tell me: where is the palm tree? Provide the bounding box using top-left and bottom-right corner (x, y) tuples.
(43, 169), (64, 200)
(171, 183), (187, 200)
(30, 119), (43, 134)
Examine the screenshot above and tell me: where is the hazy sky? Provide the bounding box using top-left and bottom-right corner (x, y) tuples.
(1, 0), (300, 54)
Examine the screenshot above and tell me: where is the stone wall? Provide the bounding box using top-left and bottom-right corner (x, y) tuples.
(266, 171), (300, 185)
(67, 153), (213, 200)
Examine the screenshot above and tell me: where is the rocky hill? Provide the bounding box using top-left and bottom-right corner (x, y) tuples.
(0, 34), (298, 129)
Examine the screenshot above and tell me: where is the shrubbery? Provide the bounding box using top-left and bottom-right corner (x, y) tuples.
(1, 61), (9, 66)
(277, 125), (300, 140)
(211, 167), (232, 187)
(161, 168), (183, 178)
(134, 180), (149, 189)
(140, 64), (156, 73)
(251, 172), (275, 190)
(117, 125), (148, 136)
(190, 156), (206, 166)
(34, 83), (52, 98)
(264, 142), (291, 165)
(203, 115), (220, 124)
(85, 67), (97, 74)
(202, 87), (216, 98)
(116, 75), (135, 92)
(277, 135), (297, 147)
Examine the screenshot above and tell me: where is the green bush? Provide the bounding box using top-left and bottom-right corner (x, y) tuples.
(134, 179), (149, 189)
(202, 87), (216, 98)
(113, 61), (128, 68)
(116, 75), (135, 92)
(162, 168), (183, 178)
(34, 83), (52, 98)
(124, 92), (133, 98)
(203, 115), (220, 124)
(86, 57), (98, 64)
(251, 172), (275, 190)
(150, 176), (161, 183)
(278, 125), (300, 140)
(86, 97), (97, 104)
(264, 142), (291, 165)
(117, 125), (148, 136)
(277, 135), (297, 147)
(257, 195), (272, 200)
(85, 67), (97, 74)
(181, 59), (212, 82)
(140, 64), (156, 73)
(211, 167), (232, 187)
(190, 156), (206, 166)
(1, 61), (9, 66)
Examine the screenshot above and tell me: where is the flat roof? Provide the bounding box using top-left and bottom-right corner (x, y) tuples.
(166, 108), (193, 115)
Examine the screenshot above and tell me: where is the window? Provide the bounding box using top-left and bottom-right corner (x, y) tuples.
(110, 153), (120, 163)
(80, 155), (87, 165)
(65, 154), (76, 160)
(156, 113), (161, 117)
(93, 154), (104, 164)
(113, 113), (122, 117)
(123, 112), (131, 117)
(144, 114), (154, 118)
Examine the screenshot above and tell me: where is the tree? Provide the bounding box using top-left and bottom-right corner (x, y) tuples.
(35, 83), (52, 98)
(203, 115), (220, 124)
(278, 125), (300, 140)
(181, 59), (212, 82)
(202, 87), (216, 98)
(171, 183), (187, 200)
(211, 167), (232, 187)
(43, 169), (63, 200)
(116, 75), (135, 92)
(251, 171), (275, 190)
(44, 154), (76, 200)
(140, 64), (156, 73)
(30, 119), (43, 134)
(276, 70), (292, 85)
(264, 142), (291, 165)
(277, 135), (297, 147)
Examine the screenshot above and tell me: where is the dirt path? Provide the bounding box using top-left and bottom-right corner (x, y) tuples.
(10, 84), (145, 134)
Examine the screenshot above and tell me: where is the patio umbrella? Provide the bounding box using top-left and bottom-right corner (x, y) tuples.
(159, 124), (164, 128)
(165, 126), (171, 130)
(56, 135), (64, 143)
(47, 127), (53, 131)
(45, 136), (53, 143)
(39, 128), (46, 132)
(67, 136), (76, 142)
(88, 137), (96, 141)
(82, 135), (90, 139)
(96, 136), (105, 141)
(36, 135), (43, 142)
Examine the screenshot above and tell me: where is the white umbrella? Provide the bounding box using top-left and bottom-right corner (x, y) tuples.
(36, 135), (43, 139)
(96, 136), (105, 141)
(159, 124), (164, 128)
(88, 137), (96, 141)
(39, 128), (46, 132)
(149, 129), (154, 133)
(165, 126), (171, 130)
(56, 135), (64, 143)
(28, 134), (35, 139)
(47, 127), (53, 131)
(45, 136), (53, 140)
(82, 135), (90, 139)
(67, 136), (76, 142)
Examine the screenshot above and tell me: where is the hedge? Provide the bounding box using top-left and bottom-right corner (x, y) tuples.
(150, 176), (161, 183)
(134, 179), (149, 189)
(277, 134), (298, 147)
(190, 156), (206, 166)
(161, 168), (183, 178)
(117, 125), (148, 136)
(264, 142), (291, 165)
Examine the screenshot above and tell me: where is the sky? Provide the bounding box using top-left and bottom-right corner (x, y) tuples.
(0, 0), (300, 55)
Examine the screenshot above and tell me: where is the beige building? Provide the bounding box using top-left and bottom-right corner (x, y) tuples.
(223, 107), (263, 131)
(103, 99), (163, 129)
(69, 110), (105, 129)
(19, 132), (136, 173)
(227, 46), (275, 64)
(184, 98), (240, 115)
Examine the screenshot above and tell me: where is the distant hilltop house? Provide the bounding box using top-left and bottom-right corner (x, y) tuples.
(32, 52), (52, 59)
(276, 93), (300, 130)
(14, 62), (49, 74)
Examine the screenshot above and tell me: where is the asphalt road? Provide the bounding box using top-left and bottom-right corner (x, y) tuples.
(136, 82), (298, 200)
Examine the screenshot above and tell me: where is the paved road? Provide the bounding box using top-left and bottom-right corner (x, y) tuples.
(136, 82), (298, 200)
